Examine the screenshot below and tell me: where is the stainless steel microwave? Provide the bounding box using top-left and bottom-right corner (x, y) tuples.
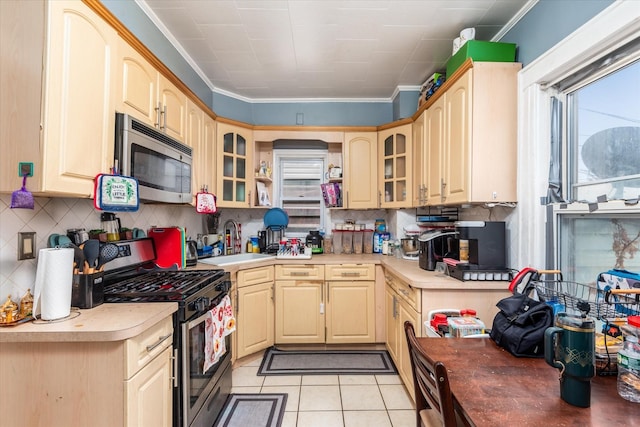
(114, 113), (192, 203)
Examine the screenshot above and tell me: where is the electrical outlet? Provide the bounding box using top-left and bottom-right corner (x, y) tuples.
(18, 232), (36, 260)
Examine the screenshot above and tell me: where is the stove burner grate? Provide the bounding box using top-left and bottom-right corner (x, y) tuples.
(103, 269), (226, 301)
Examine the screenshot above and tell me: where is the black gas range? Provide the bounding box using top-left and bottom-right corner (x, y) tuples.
(102, 238), (232, 427)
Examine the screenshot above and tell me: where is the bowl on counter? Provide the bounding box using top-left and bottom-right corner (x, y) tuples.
(401, 237), (419, 256)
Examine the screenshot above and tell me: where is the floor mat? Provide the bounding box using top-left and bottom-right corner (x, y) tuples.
(258, 347), (398, 375)
(214, 393), (287, 427)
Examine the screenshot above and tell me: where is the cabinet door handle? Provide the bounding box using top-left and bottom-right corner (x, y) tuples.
(247, 190), (251, 206)
(154, 102), (162, 127)
(160, 105), (167, 130)
(290, 271), (310, 277)
(341, 272), (360, 277)
(236, 289), (240, 313)
(271, 285), (274, 301)
(392, 295), (397, 318)
(146, 333), (172, 352)
(172, 348), (178, 387)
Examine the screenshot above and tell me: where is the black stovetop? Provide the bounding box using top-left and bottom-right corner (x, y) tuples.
(103, 269), (227, 302)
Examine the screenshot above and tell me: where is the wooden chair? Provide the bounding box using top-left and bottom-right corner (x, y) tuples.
(404, 321), (458, 427)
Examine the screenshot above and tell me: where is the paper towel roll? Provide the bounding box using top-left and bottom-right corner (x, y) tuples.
(33, 247), (74, 320)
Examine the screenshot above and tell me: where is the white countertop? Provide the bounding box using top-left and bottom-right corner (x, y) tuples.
(0, 302), (177, 343)
(195, 253), (510, 291)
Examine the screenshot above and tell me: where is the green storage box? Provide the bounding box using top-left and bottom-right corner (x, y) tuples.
(446, 40), (516, 77)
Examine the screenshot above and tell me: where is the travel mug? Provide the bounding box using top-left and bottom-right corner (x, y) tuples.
(544, 313), (595, 407)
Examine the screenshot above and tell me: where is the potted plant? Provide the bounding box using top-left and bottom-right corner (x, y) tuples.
(120, 227), (133, 241)
(88, 229), (108, 242)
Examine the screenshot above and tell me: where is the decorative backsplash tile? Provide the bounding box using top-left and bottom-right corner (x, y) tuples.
(0, 194), (211, 301)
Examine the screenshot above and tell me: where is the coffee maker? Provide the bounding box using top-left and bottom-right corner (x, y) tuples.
(450, 221), (509, 281)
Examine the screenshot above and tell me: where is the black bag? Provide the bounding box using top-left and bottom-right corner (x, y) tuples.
(490, 288), (553, 357)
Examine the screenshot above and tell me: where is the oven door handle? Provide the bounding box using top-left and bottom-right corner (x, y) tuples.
(146, 333), (172, 352)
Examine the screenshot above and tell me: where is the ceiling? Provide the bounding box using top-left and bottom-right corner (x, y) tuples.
(138, 0), (531, 101)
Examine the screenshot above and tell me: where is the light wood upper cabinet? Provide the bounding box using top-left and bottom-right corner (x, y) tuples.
(343, 132), (379, 209)
(412, 111), (427, 206)
(202, 114), (217, 196)
(427, 62), (520, 205)
(216, 122), (253, 207)
(1, 0), (116, 196)
(378, 123), (413, 208)
(158, 75), (187, 143)
(425, 94), (446, 205)
(116, 39), (187, 143)
(116, 41), (157, 126)
(186, 99), (205, 201)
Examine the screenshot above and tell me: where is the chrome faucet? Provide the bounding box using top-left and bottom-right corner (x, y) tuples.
(223, 219), (240, 255)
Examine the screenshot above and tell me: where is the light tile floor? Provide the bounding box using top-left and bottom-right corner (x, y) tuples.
(231, 352), (416, 427)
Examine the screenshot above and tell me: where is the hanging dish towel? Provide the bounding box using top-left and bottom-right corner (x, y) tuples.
(203, 295), (236, 373)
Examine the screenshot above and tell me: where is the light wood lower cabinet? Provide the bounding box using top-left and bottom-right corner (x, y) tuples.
(274, 265), (375, 345)
(385, 271), (421, 401)
(125, 345), (173, 427)
(0, 315), (174, 427)
(325, 264), (375, 344)
(236, 266), (275, 358)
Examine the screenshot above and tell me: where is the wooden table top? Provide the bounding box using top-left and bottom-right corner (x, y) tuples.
(416, 337), (639, 426)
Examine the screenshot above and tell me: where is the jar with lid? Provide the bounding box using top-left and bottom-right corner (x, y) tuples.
(617, 315), (640, 402)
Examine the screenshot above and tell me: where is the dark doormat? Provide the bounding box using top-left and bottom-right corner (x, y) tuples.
(214, 393), (287, 427)
(258, 347), (398, 376)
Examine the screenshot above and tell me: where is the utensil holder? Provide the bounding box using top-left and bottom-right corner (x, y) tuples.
(72, 272), (104, 309)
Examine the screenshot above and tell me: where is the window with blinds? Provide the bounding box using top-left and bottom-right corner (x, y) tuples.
(274, 149), (327, 237)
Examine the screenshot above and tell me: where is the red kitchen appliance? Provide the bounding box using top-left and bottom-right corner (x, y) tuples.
(148, 227), (186, 269)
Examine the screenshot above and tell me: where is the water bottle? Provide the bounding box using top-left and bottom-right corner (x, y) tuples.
(617, 316), (640, 402)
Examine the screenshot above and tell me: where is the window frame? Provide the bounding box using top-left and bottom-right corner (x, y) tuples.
(513, 2), (640, 271)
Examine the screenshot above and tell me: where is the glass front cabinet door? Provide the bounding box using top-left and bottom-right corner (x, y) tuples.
(216, 122), (253, 207)
(378, 123), (412, 208)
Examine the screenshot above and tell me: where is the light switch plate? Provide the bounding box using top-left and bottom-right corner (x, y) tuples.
(18, 232), (36, 260)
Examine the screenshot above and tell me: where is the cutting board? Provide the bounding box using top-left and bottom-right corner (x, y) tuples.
(148, 227), (185, 269)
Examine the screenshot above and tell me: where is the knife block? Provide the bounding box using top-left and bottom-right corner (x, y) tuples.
(72, 272), (104, 309)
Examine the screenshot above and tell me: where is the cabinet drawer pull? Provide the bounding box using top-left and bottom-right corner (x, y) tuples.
(290, 271), (310, 277)
(341, 272), (360, 277)
(146, 333), (172, 352)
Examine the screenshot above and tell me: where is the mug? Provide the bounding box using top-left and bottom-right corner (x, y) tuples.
(203, 234), (220, 246)
(212, 247), (222, 256)
(544, 313), (595, 407)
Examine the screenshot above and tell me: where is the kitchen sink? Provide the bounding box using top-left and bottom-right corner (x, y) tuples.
(198, 253), (276, 266)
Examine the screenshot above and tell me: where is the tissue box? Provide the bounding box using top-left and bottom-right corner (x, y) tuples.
(446, 40), (516, 77)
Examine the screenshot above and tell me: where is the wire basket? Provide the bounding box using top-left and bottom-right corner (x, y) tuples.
(531, 280), (640, 319)
(531, 279), (640, 376)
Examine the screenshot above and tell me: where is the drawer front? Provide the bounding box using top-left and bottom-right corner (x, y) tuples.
(237, 265), (274, 287)
(275, 264), (324, 280)
(125, 316), (174, 379)
(385, 273), (421, 312)
(325, 264), (375, 281)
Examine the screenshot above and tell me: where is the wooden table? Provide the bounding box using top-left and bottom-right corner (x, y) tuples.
(416, 338), (639, 426)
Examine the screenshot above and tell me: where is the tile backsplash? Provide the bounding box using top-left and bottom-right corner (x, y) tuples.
(1, 192), (514, 303)
(0, 194), (235, 301)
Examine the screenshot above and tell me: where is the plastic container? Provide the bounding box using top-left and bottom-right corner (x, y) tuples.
(447, 316), (486, 337)
(332, 231), (343, 255)
(353, 231), (364, 254)
(617, 316), (640, 402)
(363, 230), (374, 254)
(342, 230), (354, 254)
(446, 40), (516, 77)
(324, 236), (332, 254)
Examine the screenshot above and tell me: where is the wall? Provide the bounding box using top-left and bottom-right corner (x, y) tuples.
(499, 0), (614, 66)
(0, 1), (615, 301)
